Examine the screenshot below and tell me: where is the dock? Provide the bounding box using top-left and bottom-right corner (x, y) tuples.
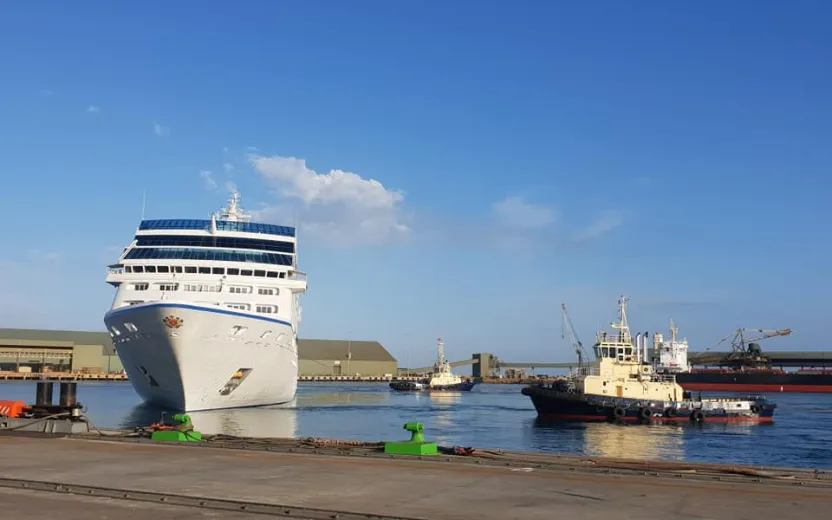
(0, 431), (830, 519)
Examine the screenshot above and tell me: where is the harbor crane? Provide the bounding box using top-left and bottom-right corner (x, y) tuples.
(561, 303), (591, 367)
(712, 327), (792, 365)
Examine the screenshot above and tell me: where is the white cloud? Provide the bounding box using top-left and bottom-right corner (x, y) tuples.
(225, 180), (237, 194)
(570, 210), (623, 242)
(153, 121), (169, 137)
(86, 105), (100, 114)
(223, 162), (234, 172)
(492, 196), (556, 229)
(200, 170), (218, 190)
(249, 154), (409, 246)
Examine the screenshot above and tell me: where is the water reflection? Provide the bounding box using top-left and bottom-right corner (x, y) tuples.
(581, 423), (685, 460)
(190, 406), (298, 438)
(296, 390), (388, 408)
(528, 419), (686, 460)
(121, 402), (298, 438)
(425, 391), (462, 430)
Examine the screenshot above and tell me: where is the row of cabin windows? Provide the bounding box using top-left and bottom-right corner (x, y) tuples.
(124, 265), (286, 278)
(122, 300), (277, 314)
(226, 303), (278, 313)
(132, 283), (278, 295)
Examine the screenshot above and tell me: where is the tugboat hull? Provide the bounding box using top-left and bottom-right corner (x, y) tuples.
(390, 381), (477, 392)
(522, 385), (775, 423)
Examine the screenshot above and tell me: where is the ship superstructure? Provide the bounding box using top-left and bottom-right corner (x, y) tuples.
(652, 320), (691, 373)
(103, 193), (308, 411)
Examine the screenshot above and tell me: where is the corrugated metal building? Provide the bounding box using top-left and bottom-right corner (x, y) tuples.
(0, 328), (122, 374)
(298, 339), (397, 376)
(0, 328), (397, 376)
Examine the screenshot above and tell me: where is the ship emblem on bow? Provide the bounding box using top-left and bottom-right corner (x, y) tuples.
(162, 315), (184, 329)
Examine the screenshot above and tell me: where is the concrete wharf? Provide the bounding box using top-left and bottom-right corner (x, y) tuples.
(0, 431), (830, 520)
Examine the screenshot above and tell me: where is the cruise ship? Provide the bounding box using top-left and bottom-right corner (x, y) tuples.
(103, 193), (308, 411)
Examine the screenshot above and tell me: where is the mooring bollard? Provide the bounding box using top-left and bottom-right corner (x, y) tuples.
(59, 382), (78, 407)
(35, 382), (54, 406)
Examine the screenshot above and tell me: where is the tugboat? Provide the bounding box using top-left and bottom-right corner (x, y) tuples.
(521, 297), (777, 423)
(390, 338), (477, 392)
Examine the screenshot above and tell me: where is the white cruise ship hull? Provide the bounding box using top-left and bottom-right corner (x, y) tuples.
(104, 301), (298, 412)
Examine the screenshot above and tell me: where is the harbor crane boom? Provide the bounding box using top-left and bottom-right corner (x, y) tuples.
(712, 327), (793, 359)
(561, 303), (590, 366)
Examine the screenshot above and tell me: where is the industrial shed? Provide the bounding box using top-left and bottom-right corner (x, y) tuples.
(0, 329), (397, 377)
(0, 328), (122, 374)
(297, 339), (398, 377)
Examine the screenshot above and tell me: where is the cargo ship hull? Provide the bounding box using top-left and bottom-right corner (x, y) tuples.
(675, 370), (832, 393)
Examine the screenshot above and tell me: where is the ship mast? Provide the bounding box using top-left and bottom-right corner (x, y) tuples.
(215, 191), (252, 222)
(610, 296), (633, 345)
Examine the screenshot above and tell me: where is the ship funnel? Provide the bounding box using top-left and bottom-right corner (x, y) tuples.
(636, 333), (642, 362)
(643, 331), (649, 363)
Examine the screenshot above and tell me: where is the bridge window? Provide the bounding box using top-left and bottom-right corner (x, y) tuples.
(138, 219), (295, 237)
(229, 286), (251, 294)
(212, 267), (225, 275)
(266, 271), (278, 278)
(227, 268), (240, 275)
(134, 234), (295, 254)
(241, 269), (253, 276)
(145, 266), (156, 273)
(157, 283), (178, 292)
(226, 303), (250, 310)
(185, 266), (197, 274)
(173, 266), (183, 273)
(133, 283), (149, 291)
(258, 288), (277, 296)
(256, 305), (276, 314)
(157, 266), (170, 273)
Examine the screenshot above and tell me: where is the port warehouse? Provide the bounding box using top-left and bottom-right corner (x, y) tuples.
(0, 328), (398, 377)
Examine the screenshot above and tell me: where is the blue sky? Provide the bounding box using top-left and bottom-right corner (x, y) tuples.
(0, 1), (829, 368)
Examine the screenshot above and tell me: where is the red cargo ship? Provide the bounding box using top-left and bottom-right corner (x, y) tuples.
(655, 326), (832, 393)
(674, 368), (832, 393)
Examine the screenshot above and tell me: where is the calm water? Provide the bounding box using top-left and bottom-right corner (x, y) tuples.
(3, 382), (831, 469)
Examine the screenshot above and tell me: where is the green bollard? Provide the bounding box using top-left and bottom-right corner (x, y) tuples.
(150, 412), (203, 443)
(384, 422), (438, 456)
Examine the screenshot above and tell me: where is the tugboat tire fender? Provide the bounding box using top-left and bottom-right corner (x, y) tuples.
(690, 409), (705, 422)
(613, 406), (626, 418)
(664, 407), (678, 418)
(639, 407), (652, 420)
(750, 404), (761, 414)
